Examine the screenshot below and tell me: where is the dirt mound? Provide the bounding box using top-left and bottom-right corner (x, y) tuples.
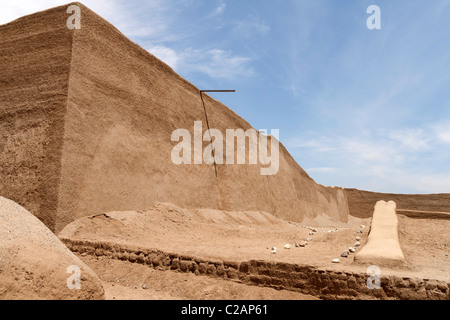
(0, 2), (348, 233)
(59, 203), (307, 258)
(0, 197), (104, 300)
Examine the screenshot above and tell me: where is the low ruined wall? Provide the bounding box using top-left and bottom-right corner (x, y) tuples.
(61, 238), (449, 300)
(355, 201), (406, 267)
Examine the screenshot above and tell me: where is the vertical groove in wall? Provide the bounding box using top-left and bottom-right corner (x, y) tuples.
(200, 92), (218, 179)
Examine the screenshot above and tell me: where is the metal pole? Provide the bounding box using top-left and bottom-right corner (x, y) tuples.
(200, 90), (236, 179)
(200, 90), (236, 93)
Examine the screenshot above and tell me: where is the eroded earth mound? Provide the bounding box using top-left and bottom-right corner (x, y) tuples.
(0, 197), (104, 300)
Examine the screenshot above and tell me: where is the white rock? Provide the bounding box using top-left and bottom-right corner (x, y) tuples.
(309, 232), (314, 236)
(341, 251), (349, 258)
(348, 247), (355, 253)
(332, 259), (340, 263)
(284, 244), (291, 249)
(356, 236), (361, 241)
(271, 247), (278, 254)
(361, 225), (366, 228)
(357, 229), (363, 234)
(354, 241), (361, 247)
(306, 238), (313, 241)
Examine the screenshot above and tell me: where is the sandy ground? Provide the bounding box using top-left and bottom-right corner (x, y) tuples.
(60, 203), (450, 284)
(398, 214), (450, 280)
(60, 204), (371, 269)
(80, 255), (318, 300)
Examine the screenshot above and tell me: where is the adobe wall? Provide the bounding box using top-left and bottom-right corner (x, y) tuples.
(0, 7), (73, 229)
(53, 4), (350, 231)
(62, 238), (450, 300)
(0, 4), (349, 233)
(354, 201), (406, 267)
(345, 188), (450, 219)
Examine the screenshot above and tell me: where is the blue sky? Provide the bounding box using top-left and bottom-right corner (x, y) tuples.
(2, 0), (450, 194)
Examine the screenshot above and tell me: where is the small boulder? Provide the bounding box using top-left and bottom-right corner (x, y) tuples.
(298, 241), (308, 247)
(332, 259), (340, 263)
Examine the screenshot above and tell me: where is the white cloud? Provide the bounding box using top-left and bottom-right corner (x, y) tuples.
(408, 174), (450, 194)
(288, 121), (450, 193)
(143, 45), (254, 80)
(306, 167), (337, 173)
(0, 0), (174, 40)
(0, 0), (120, 25)
(289, 135), (404, 165)
(213, 3), (226, 17)
(195, 49), (253, 79)
(178, 48), (253, 80)
(143, 45), (253, 80)
(286, 138), (335, 152)
(438, 131), (450, 143)
(233, 15), (270, 37)
(148, 45), (180, 70)
(341, 138), (403, 165)
(0, 0), (58, 24)
(2, 1), (252, 81)
(388, 128), (430, 151)
(433, 123), (450, 144)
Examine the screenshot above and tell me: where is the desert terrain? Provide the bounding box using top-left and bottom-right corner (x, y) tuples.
(0, 2), (449, 301)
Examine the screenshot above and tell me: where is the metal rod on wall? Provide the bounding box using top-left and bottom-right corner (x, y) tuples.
(199, 90), (236, 179)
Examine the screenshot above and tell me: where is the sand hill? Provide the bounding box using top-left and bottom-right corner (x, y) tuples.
(0, 197), (104, 299)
